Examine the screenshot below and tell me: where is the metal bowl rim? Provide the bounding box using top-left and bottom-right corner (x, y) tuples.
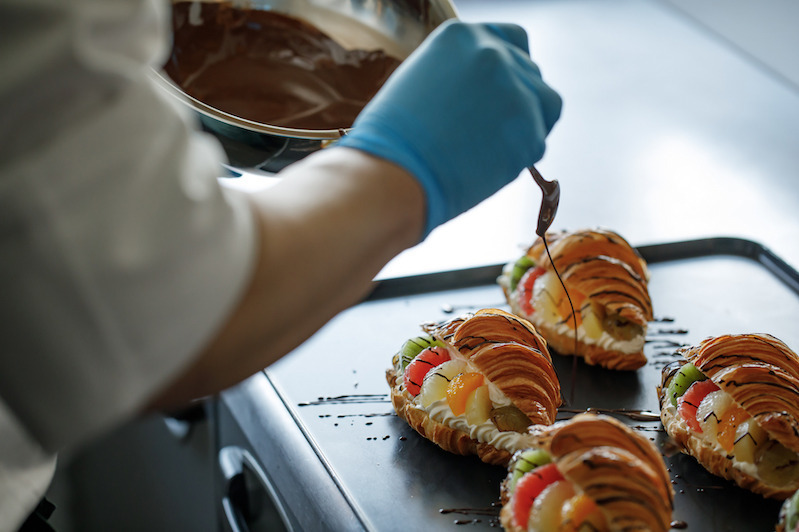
(155, 0), (459, 141)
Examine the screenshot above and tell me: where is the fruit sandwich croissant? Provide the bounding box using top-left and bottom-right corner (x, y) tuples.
(659, 333), (799, 499)
(387, 308), (561, 466)
(498, 228), (653, 371)
(500, 413), (673, 532)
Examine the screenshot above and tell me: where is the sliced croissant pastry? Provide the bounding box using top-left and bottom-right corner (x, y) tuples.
(658, 333), (799, 499)
(387, 308), (561, 466)
(498, 228), (652, 371)
(499, 413), (673, 532)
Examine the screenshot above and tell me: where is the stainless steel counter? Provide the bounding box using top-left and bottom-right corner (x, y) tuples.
(218, 1), (799, 530)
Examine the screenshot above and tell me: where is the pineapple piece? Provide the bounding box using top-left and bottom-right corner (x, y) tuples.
(696, 390), (732, 443)
(464, 385), (492, 425)
(528, 480), (576, 532)
(533, 272), (562, 325)
(755, 439), (799, 486)
(733, 418), (768, 464)
(419, 359), (465, 408)
(581, 304), (604, 340)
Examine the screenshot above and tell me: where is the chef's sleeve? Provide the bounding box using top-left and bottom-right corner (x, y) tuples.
(0, 0), (258, 453)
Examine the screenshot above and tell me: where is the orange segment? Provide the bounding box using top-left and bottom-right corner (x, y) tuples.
(446, 372), (485, 416)
(717, 404), (751, 452)
(560, 493), (608, 532)
(557, 286), (586, 328)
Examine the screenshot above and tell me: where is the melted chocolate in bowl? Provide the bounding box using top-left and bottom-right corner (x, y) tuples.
(163, 2), (403, 130)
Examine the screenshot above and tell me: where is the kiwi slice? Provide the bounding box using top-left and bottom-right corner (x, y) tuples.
(509, 448), (552, 490)
(666, 362), (707, 407)
(509, 255), (536, 292)
(398, 335), (445, 369)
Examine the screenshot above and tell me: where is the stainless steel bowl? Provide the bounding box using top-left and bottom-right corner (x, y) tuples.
(153, 0), (458, 175)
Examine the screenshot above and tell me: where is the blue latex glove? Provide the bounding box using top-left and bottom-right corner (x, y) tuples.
(336, 20), (562, 237)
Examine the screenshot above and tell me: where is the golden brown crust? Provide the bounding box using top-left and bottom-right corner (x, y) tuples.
(531, 318), (647, 371)
(499, 414), (673, 532)
(659, 395), (799, 500)
(680, 333), (799, 453)
(468, 342), (559, 425)
(424, 309), (561, 424)
(388, 309), (561, 466)
(530, 229), (648, 280)
(658, 335), (799, 500)
(500, 228), (652, 371)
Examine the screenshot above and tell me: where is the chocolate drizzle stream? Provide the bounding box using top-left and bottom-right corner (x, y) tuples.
(541, 236), (580, 404)
(164, 2), (401, 130)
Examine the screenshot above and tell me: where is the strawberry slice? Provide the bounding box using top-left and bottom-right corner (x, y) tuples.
(678, 379), (720, 432)
(512, 463), (564, 528)
(403, 346), (450, 396)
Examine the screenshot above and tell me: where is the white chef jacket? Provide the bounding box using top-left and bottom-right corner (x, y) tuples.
(0, 0), (257, 528)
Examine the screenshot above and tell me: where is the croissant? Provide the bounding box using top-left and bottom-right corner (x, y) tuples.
(499, 413), (673, 532)
(658, 333), (799, 499)
(498, 228), (652, 371)
(387, 309), (561, 466)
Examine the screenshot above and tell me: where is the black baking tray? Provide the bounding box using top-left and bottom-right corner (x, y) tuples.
(257, 237), (799, 531)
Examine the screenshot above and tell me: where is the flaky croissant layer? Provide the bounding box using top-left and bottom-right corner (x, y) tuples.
(388, 309), (561, 465)
(499, 228), (653, 371)
(500, 413), (673, 532)
(659, 333), (799, 499)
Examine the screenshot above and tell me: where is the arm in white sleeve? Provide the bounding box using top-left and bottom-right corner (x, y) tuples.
(0, 0), (425, 455)
(0, 0), (257, 453)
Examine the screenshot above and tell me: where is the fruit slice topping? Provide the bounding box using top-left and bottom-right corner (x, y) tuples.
(528, 480), (576, 531)
(491, 405), (533, 432)
(516, 266), (547, 316)
(464, 385), (492, 425)
(717, 403), (751, 452)
(398, 334), (446, 369)
(418, 359), (466, 408)
(677, 379), (720, 433)
(733, 418), (768, 464)
(509, 449), (553, 490)
(756, 439), (799, 487)
(446, 372), (485, 416)
(509, 255), (536, 292)
(666, 362), (707, 407)
(560, 493), (608, 532)
(695, 389), (732, 441)
(512, 463), (565, 528)
(403, 346), (450, 397)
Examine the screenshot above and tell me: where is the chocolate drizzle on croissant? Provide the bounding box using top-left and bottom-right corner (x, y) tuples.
(387, 309), (561, 465)
(500, 414), (673, 532)
(679, 333), (799, 453)
(659, 333), (799, 499)
(500, 228), (653, 371)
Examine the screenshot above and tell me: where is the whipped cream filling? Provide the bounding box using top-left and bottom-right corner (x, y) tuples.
(400, 349), (535, 454)
(663, 404), (759, 478)
(499, 266), (645, 355)
(416, 399), (535, 453)
(542, 319), (645, 354)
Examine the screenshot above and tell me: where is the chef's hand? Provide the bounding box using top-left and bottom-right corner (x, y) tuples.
(336, 20), (562, 237)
